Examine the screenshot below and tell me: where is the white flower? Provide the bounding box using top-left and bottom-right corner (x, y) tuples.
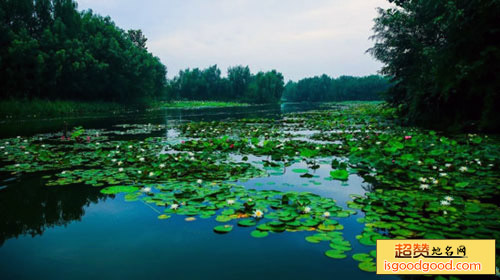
(41, 145), (45, 148)
(432, 166), (437, 169)
(96, 142), (100, 145)
(0, 146), (4, 149)
(112, 159), (117, 162)
(149, 172), (154, 177)
(118, 168), (124, 172)
(439, 173), (447, 177)
(252, 209), (264, 218)
(196, 179), (203, 184)
(118, 161), (123, 166)
(159, 163), (165, 168)
(15, 164), (20, 167)
(418, 177), (427, 183)
(315, 147), (320, 150)
(25, 152), (29, 155)
(248, 198), (253, 202)
(419, 184), (430, 190)
(303, 206), (311, 213)
(417, 161), (423, 165)
(227, 199), (235, 205)
(445, 163), (452, 168)
(139, 157), (145, 162)
(376, 141), (381, 145)
(440, 200), (450, 206)
(116, 145), (120, 149)
(138, 170), (142, 174)
(61, 171), (66, 174)
(444, 196), (454, 202)
(459, 166), (468, 172)
(142, 187), (152, 192)
(323, 212), (331, 218)
(170, 204), (179, 210)
(443, 210), (448, 215)
(128, 145), (133, 149)
(4, 152), (8, 155)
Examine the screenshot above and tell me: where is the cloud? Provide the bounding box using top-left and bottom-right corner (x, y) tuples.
(77, 0), (392, 81)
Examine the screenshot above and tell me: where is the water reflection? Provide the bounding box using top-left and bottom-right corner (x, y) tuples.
(0, 173), (108, 246)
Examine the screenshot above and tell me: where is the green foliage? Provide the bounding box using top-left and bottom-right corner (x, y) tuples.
(168, 65), (284, 104)
(0, 98), (124, 118)
(283, 75), (391, 102)
(0, 0), (167, 105)
(369, 0), (500, 131)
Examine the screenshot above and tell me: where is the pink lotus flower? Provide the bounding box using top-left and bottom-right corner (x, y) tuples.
(230, 144), (235, 148)
(404, 136), (412, 140)
(181, 141), (185, 144)
(86, 136), (91, 143)
(61, 136), (65, 140)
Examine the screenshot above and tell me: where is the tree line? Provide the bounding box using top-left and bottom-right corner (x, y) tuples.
(370, 0), (500, 131)
(282, 75), (390, 102)
(0, 0), (167, 105)
(167, 65), (284, 104)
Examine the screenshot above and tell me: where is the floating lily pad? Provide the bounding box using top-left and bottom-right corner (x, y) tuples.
(325, 250), (347, 259)
(100, 185), (139, 194)
(358, 261), (377, 272)
(213, 225), (233, 234)
(250, 230), (269, 238)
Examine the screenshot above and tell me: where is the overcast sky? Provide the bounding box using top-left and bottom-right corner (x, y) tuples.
(77, 0), (392, 81)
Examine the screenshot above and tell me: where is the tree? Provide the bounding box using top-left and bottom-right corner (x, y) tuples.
(282, 75), (390, 102)
(127, 29), (147, 49)
(369, 0), (500, 131)
(0, 0), (167, 105)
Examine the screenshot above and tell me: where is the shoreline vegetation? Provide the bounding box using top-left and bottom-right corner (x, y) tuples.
(0, 99), (388, 120)
(0, 99), (254, 120)
(158, 101), (251, 109)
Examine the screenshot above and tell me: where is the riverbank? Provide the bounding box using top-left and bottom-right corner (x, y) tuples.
(0, 99), (254, 120)
(0, 99), (127, 119)
(158, 101), (250, 109)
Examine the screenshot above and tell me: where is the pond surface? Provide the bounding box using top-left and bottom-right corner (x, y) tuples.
(0, 104), (498, 280)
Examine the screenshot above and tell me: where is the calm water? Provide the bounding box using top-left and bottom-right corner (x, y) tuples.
(0, 104), (453, 279)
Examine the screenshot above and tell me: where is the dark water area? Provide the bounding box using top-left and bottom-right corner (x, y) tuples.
(0, 104), (493, 280)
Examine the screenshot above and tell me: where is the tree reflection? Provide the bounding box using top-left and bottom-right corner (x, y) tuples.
(0, 173), (108, 246)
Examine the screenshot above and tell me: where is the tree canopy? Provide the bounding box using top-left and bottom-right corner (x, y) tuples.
(167, 65), (284, 104)
(369, 0), (500, 131)
(283, 75), (390, 102)
(0, 0), (167, 105)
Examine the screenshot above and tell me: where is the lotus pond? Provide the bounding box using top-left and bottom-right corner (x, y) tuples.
(0, 103), (499, 280)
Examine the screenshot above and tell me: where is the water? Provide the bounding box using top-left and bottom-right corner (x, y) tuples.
(0, 104), (414, 279)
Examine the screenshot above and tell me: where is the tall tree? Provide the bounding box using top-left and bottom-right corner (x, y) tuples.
(369, 0), (500, 131)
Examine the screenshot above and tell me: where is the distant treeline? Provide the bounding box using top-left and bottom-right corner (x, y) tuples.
(0, 0), (166, 105)
(282, 75), (390, 102)
(167, 65), (284, 104)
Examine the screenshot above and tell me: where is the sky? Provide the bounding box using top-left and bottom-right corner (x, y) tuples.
(77, 0), (392, 81)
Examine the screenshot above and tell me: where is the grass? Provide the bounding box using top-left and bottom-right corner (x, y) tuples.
(0, 99), (126, 119)
(159, 101), (250, 109)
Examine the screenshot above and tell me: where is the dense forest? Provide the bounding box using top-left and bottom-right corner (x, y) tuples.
(282, 75), (390, 102)
(370, 0), (500, 131)
(167, 65), (284, 104)
(0, 0), (167, 105)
